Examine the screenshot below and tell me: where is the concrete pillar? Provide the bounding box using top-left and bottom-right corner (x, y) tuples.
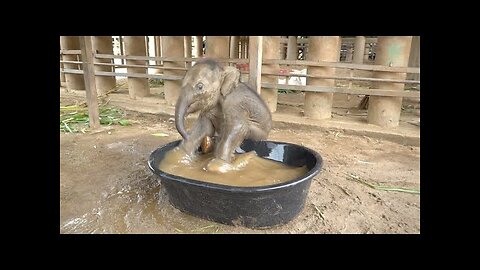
(407, 36), (420, 81)
(184, 36), (192, 68)
(60, 36), (85, 90)
(162, 36), (185, 106)
(261, 36), (280, 112)
(195, 36), (203, 58)
(353, 36), (366, 64)
(124, 36), (150, 99)
(304, 36), (341, 119)
(206, 36), (230, 58)
(280, 36), (287, 59)
(367, 36), (413, 127)
(93, 36), (116, 95)
(230, 36), (240, 59)
(287, 36), (298, 60)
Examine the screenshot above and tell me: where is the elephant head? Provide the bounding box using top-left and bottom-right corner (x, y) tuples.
(175, 59), (240, 140)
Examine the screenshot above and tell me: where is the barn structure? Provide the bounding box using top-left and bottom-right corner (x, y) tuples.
(59, 36), (420, 130)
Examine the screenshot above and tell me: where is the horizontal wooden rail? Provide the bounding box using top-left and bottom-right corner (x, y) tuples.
(261, 72), (420, 84)
(60, 50), (82, 55)
(261, 83), (420, 98)
(60, 60), (83, 64)
(62, 69), (184, 80)
(94, 54), (249, 64)
(263, 59), (420, 74)
(94, 62), (189, 70)
(279, 37), (378, 44)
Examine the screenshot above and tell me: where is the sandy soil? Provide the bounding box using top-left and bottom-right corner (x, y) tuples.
(60, 105), (420, 234)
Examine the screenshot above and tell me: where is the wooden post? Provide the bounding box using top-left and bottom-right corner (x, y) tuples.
(60, 38), (66, 83)
(154, 36), (162, 73)
(184, 36), (192, 68)
(119, 36), (125, 65)
(304, 36), (341, 119)
(260, 36), (280, 112)
(345, 44), (354, 62)
(145, 36), (149, 59)
(367, 36), (413, 127)
(248, 36), (263, 94)
(124, 36), (150, 99)
(364, 44), (370, 62)
(241, 36), (247, 59)
(162, 36), (185, 105)
(79, 36), (100, 129)
(353, 36), (366, 64)
(93, 36), (116, 95)
(60, 36), (85, 90)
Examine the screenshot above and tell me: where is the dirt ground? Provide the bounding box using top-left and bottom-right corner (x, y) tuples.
(60, 97), (420, 234)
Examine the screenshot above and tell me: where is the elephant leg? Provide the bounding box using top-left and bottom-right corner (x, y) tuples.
(179, 116), (214, 157)
(247, 124), (270, 141)
(215, 123), (248, 163)
(205, 123), (251, 173)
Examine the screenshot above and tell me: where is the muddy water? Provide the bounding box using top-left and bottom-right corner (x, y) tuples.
(158, 147), (308, 187)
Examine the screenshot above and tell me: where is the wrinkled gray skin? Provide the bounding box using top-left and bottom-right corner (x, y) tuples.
(175, 59), (272, 164)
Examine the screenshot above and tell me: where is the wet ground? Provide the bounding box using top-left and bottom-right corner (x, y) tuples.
(60, 109), (420, 234)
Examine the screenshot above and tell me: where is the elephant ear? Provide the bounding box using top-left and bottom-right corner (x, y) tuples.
(220, 66), (240, 96)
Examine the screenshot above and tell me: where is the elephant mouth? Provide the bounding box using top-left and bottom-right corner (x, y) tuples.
(187, 101), (199, 114)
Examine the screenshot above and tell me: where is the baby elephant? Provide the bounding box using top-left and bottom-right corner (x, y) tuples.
(174, 58), (272, 172)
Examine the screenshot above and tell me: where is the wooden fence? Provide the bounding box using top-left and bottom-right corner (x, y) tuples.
(60, 36), (420, 128)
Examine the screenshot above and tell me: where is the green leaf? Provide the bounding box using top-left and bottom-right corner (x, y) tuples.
(118, 120), (131, 126)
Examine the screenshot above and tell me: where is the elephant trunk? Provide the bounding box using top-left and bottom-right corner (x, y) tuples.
(175, 93), (190, 140)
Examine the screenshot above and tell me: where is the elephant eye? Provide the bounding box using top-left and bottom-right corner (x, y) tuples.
(196, 82), (204, 91)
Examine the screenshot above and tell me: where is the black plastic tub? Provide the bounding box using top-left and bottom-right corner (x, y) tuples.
(148, 139), (323, 229)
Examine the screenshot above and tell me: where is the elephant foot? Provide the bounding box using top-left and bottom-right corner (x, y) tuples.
(205, 158), (233, 173)
(166, 146), (197, 165)
(205, 151), (257, 173)
(232, 151), (257, 169)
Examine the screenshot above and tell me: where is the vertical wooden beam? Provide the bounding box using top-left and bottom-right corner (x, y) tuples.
(184, 36), (192, 68)
(60, 38), (66, 83)
(79, 36), (100, 129)
(248, 36), (263, 94)
(241, 36), (247, 59)
(119, 36), (125, 65)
